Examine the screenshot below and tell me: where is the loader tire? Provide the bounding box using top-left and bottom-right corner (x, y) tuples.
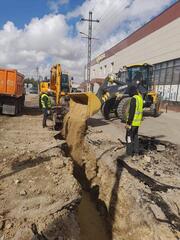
(117, 97), (131, 122)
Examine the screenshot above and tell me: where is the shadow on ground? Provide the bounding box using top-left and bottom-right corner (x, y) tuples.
(23, 106), (42, 116)
(0, 156), (51, 181)
(87, 117), (109, 127)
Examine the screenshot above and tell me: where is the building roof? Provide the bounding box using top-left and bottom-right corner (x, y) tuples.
(90, 78), (104, 85)
(91, 1), (180, 66)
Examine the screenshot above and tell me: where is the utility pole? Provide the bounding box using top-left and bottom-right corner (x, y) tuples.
(84, 65), (87, 83)
(80, 11), (99, 91)
(36, 66), (40, 93)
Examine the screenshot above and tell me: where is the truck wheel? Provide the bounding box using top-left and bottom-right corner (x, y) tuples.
(15, 101), (18, 115)
(117, 97), (131, 122)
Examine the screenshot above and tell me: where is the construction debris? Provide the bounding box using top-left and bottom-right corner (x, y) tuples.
(156, 144), (166, 152)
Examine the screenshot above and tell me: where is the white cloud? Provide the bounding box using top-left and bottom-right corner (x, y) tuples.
(48, 0), (69, 13)
(0, 0), (175, 82)
(69, 0), (174, 58)
(0, 15), (86, 81)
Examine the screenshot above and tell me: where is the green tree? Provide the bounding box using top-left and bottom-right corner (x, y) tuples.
(24, 78), (38, 88)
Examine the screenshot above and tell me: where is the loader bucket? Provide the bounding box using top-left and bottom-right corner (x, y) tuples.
(69, 92), (101, 118)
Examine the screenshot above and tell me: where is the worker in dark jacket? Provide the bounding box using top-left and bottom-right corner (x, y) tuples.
(126, 86), (143, 156)
(40, 90), (52, 128)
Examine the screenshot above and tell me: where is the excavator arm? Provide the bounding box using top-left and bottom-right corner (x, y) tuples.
(50, 64), (62, 105)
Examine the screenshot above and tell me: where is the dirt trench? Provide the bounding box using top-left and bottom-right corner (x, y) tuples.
(62, 103), (180, 240)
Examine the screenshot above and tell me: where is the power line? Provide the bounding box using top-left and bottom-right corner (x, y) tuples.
(80, 11), (99, 90)
(91, 0), (130, 52)
(93, 0), (126, 36)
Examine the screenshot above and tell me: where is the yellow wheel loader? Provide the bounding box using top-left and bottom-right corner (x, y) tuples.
(116, 63), (161, 121)
(68, 63), (161, 122)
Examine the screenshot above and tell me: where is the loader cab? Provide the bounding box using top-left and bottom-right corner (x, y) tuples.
(61, 73), (70, 93)
(125, 64), (153, 90)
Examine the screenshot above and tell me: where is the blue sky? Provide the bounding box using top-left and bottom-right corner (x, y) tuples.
(0, 0), (84, 28)
(0, 0), (177, 80)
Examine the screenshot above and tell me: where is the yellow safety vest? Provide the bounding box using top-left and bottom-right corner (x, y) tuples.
(132, 94), (143, 127)
(41, 94), (51, 109)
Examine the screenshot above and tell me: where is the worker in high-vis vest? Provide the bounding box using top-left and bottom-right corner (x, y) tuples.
(125, 85), (143, 156)
(40, 90), (52, 128)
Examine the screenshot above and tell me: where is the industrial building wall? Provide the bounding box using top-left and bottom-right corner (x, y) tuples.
(91, 17), (180, 101)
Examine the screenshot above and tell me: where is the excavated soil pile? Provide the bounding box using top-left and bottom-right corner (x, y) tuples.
(62, 103), (97, 181)
(62, 103), (87, 163)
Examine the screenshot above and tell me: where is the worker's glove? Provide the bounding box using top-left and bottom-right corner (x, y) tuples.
(125, 124), (131, 129)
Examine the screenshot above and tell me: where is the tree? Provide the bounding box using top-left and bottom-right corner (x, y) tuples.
(24, 78), (38, 88)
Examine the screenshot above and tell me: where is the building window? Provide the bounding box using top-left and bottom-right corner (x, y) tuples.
(166, 67), (173, 84)
(175, 59), (180, 66)
(111, 62), (114, 73)
(154, 69), (160, 84)
(104, 65), (107, 75)
(167, 60), (173, 67)
(161, 62), (167, 69)
(155, 64), (161, 70)
(159, 69), (166, 84)
(100, 66), (103, 77)
(173, 66), (180, 84)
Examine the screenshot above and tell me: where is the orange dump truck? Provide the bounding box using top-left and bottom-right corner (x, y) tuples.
(0, 68), (25, 115)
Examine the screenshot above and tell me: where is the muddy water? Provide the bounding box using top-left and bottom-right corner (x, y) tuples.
(77, 191), (110, 240)
(62, 101), (110, 239)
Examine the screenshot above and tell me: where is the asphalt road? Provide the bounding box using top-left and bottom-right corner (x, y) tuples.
(89, 111), (180, 145)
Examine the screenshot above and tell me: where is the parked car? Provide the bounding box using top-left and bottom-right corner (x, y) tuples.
(29, 87), (38, 94)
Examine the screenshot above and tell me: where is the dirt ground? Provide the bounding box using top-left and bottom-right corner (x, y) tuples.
(0, 94), (81, 240)
(0, 94), (180, 240)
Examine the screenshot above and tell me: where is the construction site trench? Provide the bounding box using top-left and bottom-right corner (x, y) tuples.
(61, 99), (180, 240)
(0, 94), (180, 240)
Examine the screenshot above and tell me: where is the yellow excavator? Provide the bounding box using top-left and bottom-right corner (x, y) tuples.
(39, 64), (74, 128)
(50, 64), (100, 121)
(39, 63), (100, 129)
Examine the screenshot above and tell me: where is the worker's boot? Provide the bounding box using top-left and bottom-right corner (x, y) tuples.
(43, 120), (47, 128)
